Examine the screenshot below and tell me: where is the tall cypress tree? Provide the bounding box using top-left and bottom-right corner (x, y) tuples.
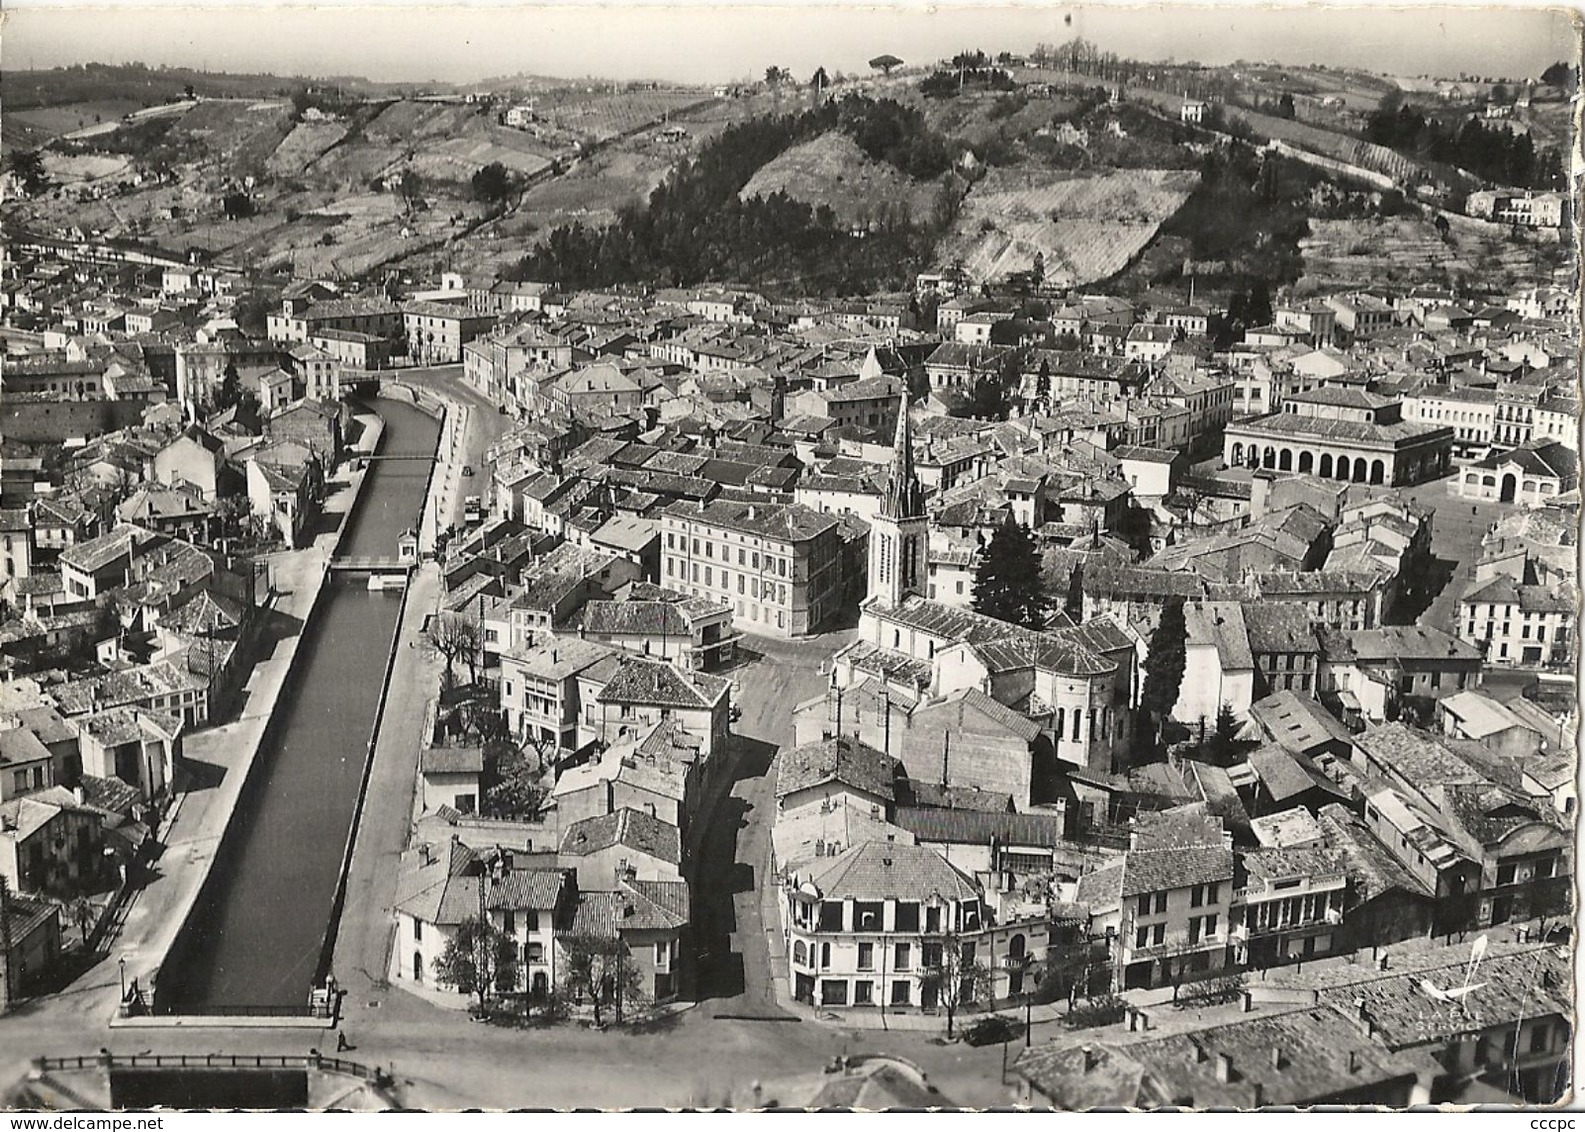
(971, 517), (1047, 629)
(1140, 597), (1188, 743)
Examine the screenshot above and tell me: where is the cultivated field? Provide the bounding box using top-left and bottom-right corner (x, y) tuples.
(739, 131), (943, 227)
(8, 100), (148, 137)
(307, 100), (564, 190)
(40, 151), (132, 185)
(1229, 106), (1431, 183)
(1298, 212), (1571, 293)
(410, 135), (554, 180)
(530, 89), (713, 144)
(939, 167), (1199, 285)
(265, 120), (350, 177)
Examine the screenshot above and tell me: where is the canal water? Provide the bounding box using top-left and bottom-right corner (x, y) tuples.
(159, 397), (439, 1011)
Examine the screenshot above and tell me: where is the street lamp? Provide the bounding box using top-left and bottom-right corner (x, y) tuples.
(118, 956), (126, 1000)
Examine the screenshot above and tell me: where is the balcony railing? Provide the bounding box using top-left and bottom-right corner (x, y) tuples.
(1126, 933), (1227, 960)
(1242, 915), (1340, 938)
(1232, 873), (1347, 903)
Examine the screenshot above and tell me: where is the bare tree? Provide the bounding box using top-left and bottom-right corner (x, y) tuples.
(426, 612), (480, 686)
(921, 933), (992, 1039)
(563, 934), (647, 1027)
(70, 896), (96, 946)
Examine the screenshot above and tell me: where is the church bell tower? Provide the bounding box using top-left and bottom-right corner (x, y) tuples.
(867, 392), (929, 606)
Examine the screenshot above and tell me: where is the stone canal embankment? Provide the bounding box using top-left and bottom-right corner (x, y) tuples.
(146, 399), (442, 1016)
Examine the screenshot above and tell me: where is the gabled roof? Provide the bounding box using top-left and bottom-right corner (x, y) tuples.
(483, 867), (569, 912)
(922, 686), (1042, 741)
(59, 523), (160, 575)
(559, 807), (681, 866)
(500, 636), (618, 680)
(1438, 690), (1532, 739)
(595, 656), (728, 710)
(566, 879), (689, 935)
(1461, 573), (1574, 614)
(1241, 602), (1321, 655)
(1249, 691), (1353, 754)
(1018, 1005), (1432, 1107)
(1247, 744), (1350, 806)
(1317, 803), (1434, 902)
(892, 806), (1065, 847)
(1314, 946), (1571, 1049)
(1119, 846), (1235, 897)
(776, 736), (896, 802)
(622, 878), (691, 928)
(1114, 806), (1235, 897)
(1343, 626), (1481, 664)
(1183, 601), (1254, 671)
(578, 599), (691, 638)
(1074, 858), (1125, 911)
(76, 706), (181, 748)
(392, 838), (482, 924)
(0, 725), (53, 769)
(1354, 723), (1486, 788)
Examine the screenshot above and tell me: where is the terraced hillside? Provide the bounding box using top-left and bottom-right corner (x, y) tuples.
(738, 131), (945, 227)
(939, 167), (1199, 285)
(1299, 212), (1572, 293)
(166, 98), (296, 173)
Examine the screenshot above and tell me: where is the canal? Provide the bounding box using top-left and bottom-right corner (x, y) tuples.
(159, 396), (440, 1011)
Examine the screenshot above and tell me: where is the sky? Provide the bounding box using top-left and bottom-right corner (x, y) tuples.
(3, 2), (1578, 87)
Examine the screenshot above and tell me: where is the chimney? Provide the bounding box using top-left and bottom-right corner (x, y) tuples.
(1354, 996), (1376, 1037)
(1270, 1047), (1284, 1071)
(1192, 1041), (1208, 1064)
(1347, 1050), (1361, 1074)
(1214, 1053), (1233, 1084)
(1080, 1046), (1097, 1073)
(1250, 1082), (1265, 1108)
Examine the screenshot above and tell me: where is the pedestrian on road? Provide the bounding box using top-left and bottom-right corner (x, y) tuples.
(337, 1030), (351, 1052)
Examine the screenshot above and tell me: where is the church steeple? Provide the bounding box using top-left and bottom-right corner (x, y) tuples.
(868, 391), (929, 607)
(881, 392), (926, 520)
(770, 370), (787, 426)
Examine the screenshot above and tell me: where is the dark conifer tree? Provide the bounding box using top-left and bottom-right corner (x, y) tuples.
(971, 517), (1047, 629)
(1140, 598), (1188, 745)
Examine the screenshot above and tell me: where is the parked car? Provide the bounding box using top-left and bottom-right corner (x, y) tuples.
(462, 465), (474, 477)
(963, 1015), (1021, 1047)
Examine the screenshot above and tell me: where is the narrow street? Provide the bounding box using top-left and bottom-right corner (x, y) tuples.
(383, 363), (511, 532)
(689, 630), (851, 1018)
